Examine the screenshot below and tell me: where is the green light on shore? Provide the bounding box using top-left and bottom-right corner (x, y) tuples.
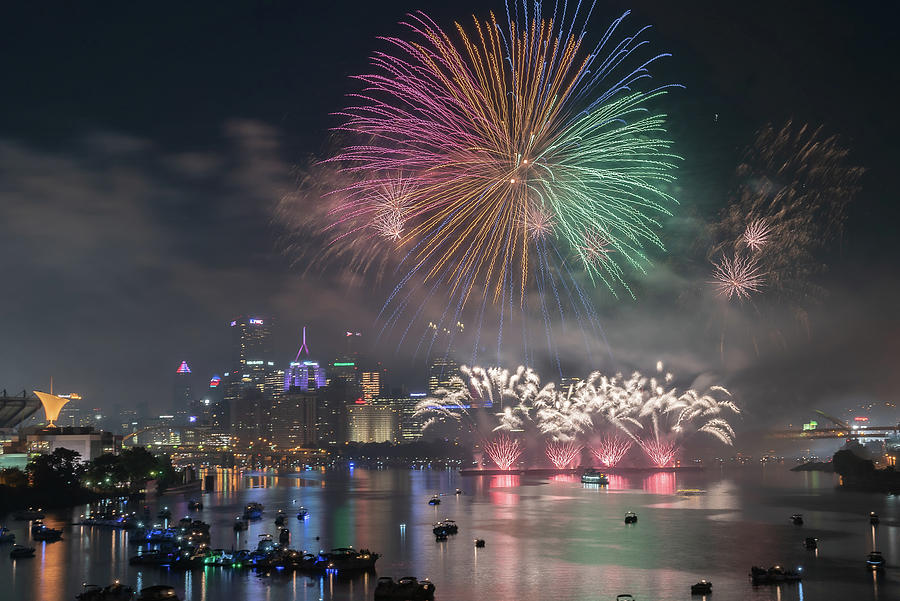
(333, 362), (355, 367)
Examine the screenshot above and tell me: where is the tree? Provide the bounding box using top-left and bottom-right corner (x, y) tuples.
(0, 467), (28, 487)
(28, 447), (83, 490)
(83, 453), (128, 491)
(120, 446), (159, 485)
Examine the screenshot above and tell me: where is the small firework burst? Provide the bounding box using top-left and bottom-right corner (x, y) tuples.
(711, 254), (766, 300)
(370, 176), (414, 240)
(591, 435), (633, 467)
(483, 434), (523, 471)
(742, 218), (771, 252)
(525, 203), (555, 240)
(545, 440), (583, 469)
(578, 229), (614, 267)
(638, 438), (678, 467)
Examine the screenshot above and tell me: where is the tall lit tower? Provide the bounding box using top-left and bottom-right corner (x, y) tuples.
(174, 360), (193, 411)
(285, 327), (326, 391)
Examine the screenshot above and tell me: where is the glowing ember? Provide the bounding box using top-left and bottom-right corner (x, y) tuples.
(545, 440), (583, 469)
(591, 435), (633, 467)
(484, 434), (523, 471)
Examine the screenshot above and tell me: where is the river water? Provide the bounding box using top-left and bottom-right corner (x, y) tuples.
(1, 466), (898, 601)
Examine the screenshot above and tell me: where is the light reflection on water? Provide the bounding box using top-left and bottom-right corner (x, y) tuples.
(0, 467), (898, 601)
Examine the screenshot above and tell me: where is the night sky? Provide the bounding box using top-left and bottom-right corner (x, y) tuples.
(2, 1), (899, 433)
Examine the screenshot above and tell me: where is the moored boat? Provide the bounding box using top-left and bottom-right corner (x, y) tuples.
(317, 547), (379, 571)
(870, 512), (880, 526)
(749, 565), (802, 584)
(624, 512), (638, 524)
(136, 585), (180, 600)
(791, 513), (803, 525)
(867, 551), (886, 570)
(76, 580), (135, 600)
(690, 580), (712, 595)
(427, 495), (440, 505)
(432, 519), (458, 536)
(296, 507), (309, 519)
(374, 576), (435, 601)
(9, 544), (36, 558)
(243, 503), (264, 520)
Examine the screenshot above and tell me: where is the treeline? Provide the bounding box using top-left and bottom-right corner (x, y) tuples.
(0, 446), (176, 514)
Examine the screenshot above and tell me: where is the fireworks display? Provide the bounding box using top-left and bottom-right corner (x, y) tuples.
(484, 434), (524, 470)
(709, 121), (864, 304)
(418, 364), (739, 467)
(711, 254), (766, 300)
(545, 440), (583, 469)
(324, 1), (681, 359)
(590, 434), (633, 468)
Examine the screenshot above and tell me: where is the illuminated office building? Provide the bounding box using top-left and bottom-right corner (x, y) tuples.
(346, 404), (397, 443)
(173, 360), (193, 412)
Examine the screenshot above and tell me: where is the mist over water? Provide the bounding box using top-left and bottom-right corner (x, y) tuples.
(1, 467), (897, 601)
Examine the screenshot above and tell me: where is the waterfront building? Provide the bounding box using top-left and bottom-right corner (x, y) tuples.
(26, 426), (122, 460)
(346, 404), (397, 443)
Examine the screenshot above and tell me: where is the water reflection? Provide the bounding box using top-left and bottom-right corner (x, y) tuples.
(643, 472), (676, 495)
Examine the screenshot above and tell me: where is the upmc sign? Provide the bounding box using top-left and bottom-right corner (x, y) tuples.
(250, 319), (264, 325)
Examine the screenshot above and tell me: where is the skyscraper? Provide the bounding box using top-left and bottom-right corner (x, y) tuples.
(285, 327), (326, 391)
(174, 361), (193, 412)
(224, 316), (280, 445)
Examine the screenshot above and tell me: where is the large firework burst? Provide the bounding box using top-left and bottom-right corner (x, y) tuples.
(326, 2), (680, 359)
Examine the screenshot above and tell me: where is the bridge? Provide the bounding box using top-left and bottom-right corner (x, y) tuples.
(768, 426), (900, 440)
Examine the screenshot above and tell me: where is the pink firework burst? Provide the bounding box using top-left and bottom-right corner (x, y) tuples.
(638, 438), (678, 467)
(742, 218), (772, 252)
(525, 203), (554, 240)
(711, 254), (766, 300)
(545, 440), (583, 469)
(578, 229), (614, 266)
(590, 435), (633, 468)
(484, 434), (523, 471)
(370, 176), (414, 240)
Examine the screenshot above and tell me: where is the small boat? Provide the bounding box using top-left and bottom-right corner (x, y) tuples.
(317, 547), (379, 571)
(157, 508), (171, 520)
(0, 527), (15, 543)
(296, 507), (309, 519)
(428, 495), (441, 506)
(791, 513), (804, 525)
(187, 500), (203, 511)
(177, 516), (192, 528)
(804, 537), (818, 550)
(624, 512), (638, 524)
(12, 508), (44, 521)
(274, 510), (286, 526)
(256, 534), (278, 554)
(690, 580), (712, 595)
(233, 517), (248, 531)
(32, 526), (63, 542)
(581, 469), (609, 485)
(749, 565), (802, 584)
(432, 519), (458, 536)
(279, 528), (291, 545)
(867, 551), (886, 570)
(870, 512), (880, 526)
(474, 539), (485, 548)
(136, 585), (181, 600)
(435, 533), (448, 542)
(374, 576), (435, 601)
(243, 502), (264, 520)
(455, 489), (462, 495)
(76, 580), (135, 600)
(9, 544), (36, 558)
(616, 596), (635, 601)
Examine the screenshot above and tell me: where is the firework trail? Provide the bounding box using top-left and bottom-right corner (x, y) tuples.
(638, 439), (678, 468)
(484, 434), (523, 470)
(590, 434), (633, 467)
(324, 1), (681, 359)
(711, 253), (766, 300)
(545, 440), (583, 469)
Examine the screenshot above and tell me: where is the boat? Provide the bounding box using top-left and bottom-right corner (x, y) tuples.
(749, 565), (802, 584)
(624, 512), (638, 524)
(690, 580), (713, 595)
(32, 526), (63, 542)
(233, 517), (248, 531)
(870, 512), (880, 526)
(9, 544), (36, 558)
(317, 547), (379, 571)
(177, 516), (192, 528)
(616, 596), (635, 601)
(12, 508), (44, 521)
(428, 495), (441, 505)
(256, 534), (278, 554)
(432, 519), (458, 536)
(581, 469), (609, 485)
(374, 576), (436, 601)
(474, 539), (485, 548)
(296, 507), (309, 519)
(187, 500), (203, 511)
(791, 513), (804, 525)
(279, 528), (291, 545)
(804, 537), (818, 549)
(274, 510), (286, 526)
(0, 527), (15, 543)
(243, 503), (264, 520)
(136, 585), (180, 600)
(76, 581), (135, 600)
(867, 551), (886, 570)
(677, 489), (705, 496)
(435, 533), (448, 542)
(455, 488), (463, 495)
(157, 508), (171, 520)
